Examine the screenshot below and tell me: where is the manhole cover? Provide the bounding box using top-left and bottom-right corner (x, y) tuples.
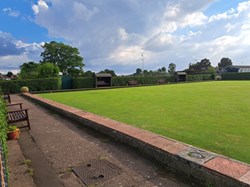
(73, 159), (122, 186)
(188, 151), (205, 159)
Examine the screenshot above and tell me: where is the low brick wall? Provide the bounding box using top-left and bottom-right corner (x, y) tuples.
(23, 93), (250, 187)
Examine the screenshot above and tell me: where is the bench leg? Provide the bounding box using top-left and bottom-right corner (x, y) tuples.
(25, 110), (31, 130)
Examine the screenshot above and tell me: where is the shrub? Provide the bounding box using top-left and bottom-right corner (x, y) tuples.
(0, 77), (60, 93)
(215, 75), (222, 80)
(20, 86), (29, 93)
(112, 76), (175, 86)
(0, 92), (8, 181)
(187, 74), (213, 82)
(221, 72), (250, 80)
(72, 77), (95, 89)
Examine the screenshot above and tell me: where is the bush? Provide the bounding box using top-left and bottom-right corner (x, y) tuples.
(0, 77), (61, 93)
(20, 86), (29, 93)
(215, 75), (222, 80)
(0, 92), (8, 181)
(72, 77), (95, 89)
(221, 72), (250, 80)
(187, 74), (213, 82)
(112, 76), (175, 86)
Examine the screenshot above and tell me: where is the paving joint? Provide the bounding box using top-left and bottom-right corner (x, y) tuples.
(23, 93), (250, 187)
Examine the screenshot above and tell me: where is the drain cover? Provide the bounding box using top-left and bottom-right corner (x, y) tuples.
(188, 151), (205, 159)
(73, 159), (122, 186)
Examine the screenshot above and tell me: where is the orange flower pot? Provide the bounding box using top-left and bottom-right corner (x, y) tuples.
(7, 131), (20, 140)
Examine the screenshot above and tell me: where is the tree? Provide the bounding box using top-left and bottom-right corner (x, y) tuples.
(168, 63), (176, 75)
(199, 58), (211, 71)
(83, 71), (95, 77)
(99, 69), (117, 77)
(188, 58), (211, 73)
(6, 71), (13, 77)
(157, 67), (167, 75)
(37, 63), (60, 78)
(40, 41), (84, 75)
(161, 67), (166, 73)
(19, 61), (39, 79)
(135, 68), (143, 75)
(218, 57), (233, 69)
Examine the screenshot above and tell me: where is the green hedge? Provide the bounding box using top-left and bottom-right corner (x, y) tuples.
(72, 77), (95, 89)
(0, 77), (61, 93)
(0, 92), (8, 181)
(112, 76), (175, 86)
(187, 74), (213, 82)
(221, 72), (250, 80)
(71, 76), (176, 89)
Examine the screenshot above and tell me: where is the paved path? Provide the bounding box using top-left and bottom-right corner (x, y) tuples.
(9, 94), (191, 187)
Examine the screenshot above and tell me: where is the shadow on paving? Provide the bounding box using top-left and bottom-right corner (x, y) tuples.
(19, 130), (64, 187)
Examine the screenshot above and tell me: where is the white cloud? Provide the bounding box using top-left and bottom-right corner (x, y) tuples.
(208, 9), (236, 22)
(225, 23), (236, 32)
(2, 8), (21, 17)
(0, 32), (42, 73)
(237, 0), (250, 12)
(32, 0), (49, 15)
(180, 12), (207, 27)
(73, 2), (99, 21)
(108, 45), (143, 65)
(118, 28), (128, 41)
(144, 33), (176, 52)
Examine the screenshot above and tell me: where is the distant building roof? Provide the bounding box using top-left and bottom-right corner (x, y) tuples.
(232, 65), (250, 68)
(95, 73), (112, 77)
(175, 71), (187, 75)
(221, 65), (250, 73)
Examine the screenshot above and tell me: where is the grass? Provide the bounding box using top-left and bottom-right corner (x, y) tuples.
(39, 81), (250, 164)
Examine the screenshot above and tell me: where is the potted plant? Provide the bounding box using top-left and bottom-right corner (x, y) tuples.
(7, 126), (20, 140)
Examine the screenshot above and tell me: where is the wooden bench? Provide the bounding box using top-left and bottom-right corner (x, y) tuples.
(7, 109), (31, 130)
(97, 80), (110, 87)
(127, 80), (138, 86)
(2, 94), (11, 103)
(157, 79), (166, 84)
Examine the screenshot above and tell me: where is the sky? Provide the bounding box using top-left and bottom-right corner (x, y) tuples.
(1, 0), (250, 75)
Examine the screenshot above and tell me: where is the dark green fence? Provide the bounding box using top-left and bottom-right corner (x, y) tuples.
(61, 75), (73, 89)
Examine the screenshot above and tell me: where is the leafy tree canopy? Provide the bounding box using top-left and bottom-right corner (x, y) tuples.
(19, 61), (39, 79)
(188, 58), (212, 73)
(19, 61), (60, 79)
(6, 71), (13, 77)
(40, 41), (84, 75)
(135, 68), (143, 75)
(218, 57), (233, 69)
(83, 70), (95, 77)
(133, 67), (167, 76)
(99, 69), (117, 77)
(168, 63), (176, 75)
(38, 62), (60, 78)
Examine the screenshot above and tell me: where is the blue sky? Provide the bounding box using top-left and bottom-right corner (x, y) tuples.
(1, 0), (250, 74)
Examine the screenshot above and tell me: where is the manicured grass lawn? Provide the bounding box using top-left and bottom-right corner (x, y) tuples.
(39, 81), (250, 164)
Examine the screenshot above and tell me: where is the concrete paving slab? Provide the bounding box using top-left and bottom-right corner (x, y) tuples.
(7, 140), (36, 187)
(240, 171), (250, 184)
(178, 147), (216, 165)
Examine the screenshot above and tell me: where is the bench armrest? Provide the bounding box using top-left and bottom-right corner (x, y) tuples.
(7, 108), (28, 113)
(6, 102), (23, 109)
